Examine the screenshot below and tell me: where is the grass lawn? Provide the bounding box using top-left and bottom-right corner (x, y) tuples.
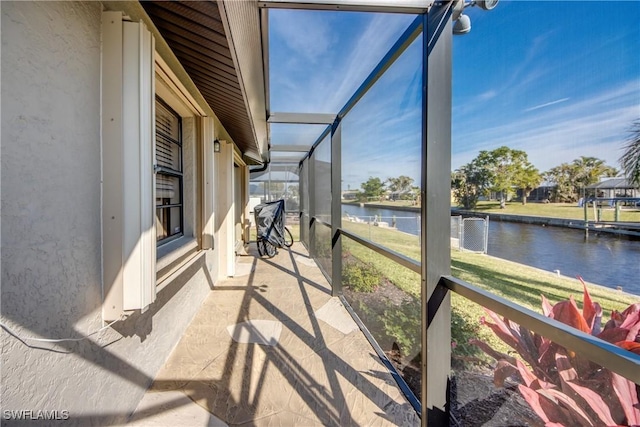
(251, 215), (638, 365)
(339, 219), (638, 362)
(449, 250), (637, 360)
(468, 201), (640, 222)
(341, 219), (636, 308)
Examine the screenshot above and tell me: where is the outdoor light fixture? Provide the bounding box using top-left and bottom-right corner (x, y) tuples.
(452, 0), (498, 35)
(214, 139), (221, 153)
(475, 0), (499, 11)
(453, 14), (471, 34)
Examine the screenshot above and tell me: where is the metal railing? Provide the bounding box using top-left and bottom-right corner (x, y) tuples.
(336, 226), (640, 385)
(440, 276), (640, 384)
(340, 229), (420, 274)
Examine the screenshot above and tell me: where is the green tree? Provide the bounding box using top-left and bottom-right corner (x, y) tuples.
(397, 175), (414, 192)
(410, 186), (420, 205)
(572, 156), (618, 198)
(544, 163), (576, 202)
(451, 161), (491, 209)
(284, 184), (300, 211)
(387, 175), (415, 200)
(387, 177), (401, 194)
(514, 164), (543, 205)
(286, 184), (299, 198)
(267, 182), (285, 192)
(544, 156), (617, 202)
(619, 119), (640, 188)
(358, 177), (386, 202)
(475, 146), (540, 208)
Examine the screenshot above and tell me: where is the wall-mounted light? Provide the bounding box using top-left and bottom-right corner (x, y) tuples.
(475, 0), (499, 11)
(214, 139), (221, 153)
(453, 14), (471, 34)
(453, 0), (499, 35)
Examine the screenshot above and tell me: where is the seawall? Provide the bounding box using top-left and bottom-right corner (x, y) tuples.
(342, 202), (420, 213)
(451, 208), (640, 238)
(341, 202), (640, 238)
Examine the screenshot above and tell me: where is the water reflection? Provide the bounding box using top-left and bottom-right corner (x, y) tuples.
(488, 221), (640, 295)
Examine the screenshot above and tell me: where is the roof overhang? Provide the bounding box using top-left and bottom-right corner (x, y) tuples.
(133, 0), (439, 167)
(586, 179), (637, 190)
(139, 1), (268, 163)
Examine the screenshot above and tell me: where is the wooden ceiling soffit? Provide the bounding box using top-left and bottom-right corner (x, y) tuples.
(142, 1), (264, 160)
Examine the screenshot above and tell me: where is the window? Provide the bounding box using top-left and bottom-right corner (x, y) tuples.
(155, 97), (183, 243)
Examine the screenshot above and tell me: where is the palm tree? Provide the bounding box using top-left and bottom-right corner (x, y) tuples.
(572, 156), (617, 183)
(387, 177), (400, 193)
(571, 156), (617, 201)
(619, 119), (640, 188)
(387, 175), (414, 200)
(397, 175), (414, 194)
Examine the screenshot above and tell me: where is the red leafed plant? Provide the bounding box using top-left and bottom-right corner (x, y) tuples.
(471, 277), (640, 426)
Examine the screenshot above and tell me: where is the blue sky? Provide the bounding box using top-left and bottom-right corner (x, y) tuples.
(268, 1), (640, 190)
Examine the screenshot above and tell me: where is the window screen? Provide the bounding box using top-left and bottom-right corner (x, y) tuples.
(155, 98), (183, 242)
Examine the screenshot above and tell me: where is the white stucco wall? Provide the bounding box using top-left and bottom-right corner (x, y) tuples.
(1, 2), (212, 424)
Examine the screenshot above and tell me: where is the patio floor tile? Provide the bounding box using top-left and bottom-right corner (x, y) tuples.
(125, 242), (419, 426)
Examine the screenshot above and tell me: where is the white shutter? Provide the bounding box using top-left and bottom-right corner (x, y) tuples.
(102, 11), (156, 321)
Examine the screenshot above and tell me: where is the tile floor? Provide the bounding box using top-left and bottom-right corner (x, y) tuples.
(125, 242), (419, 426)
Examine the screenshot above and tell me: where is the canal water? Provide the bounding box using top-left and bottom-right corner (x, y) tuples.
(342, 205), (422, 235)
(342, 204), (640, 296)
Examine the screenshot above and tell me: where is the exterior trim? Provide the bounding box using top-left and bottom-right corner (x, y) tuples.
(258, 0), (434, 14)
(102, 11), (157, 321)
(268, 112), (336, 125)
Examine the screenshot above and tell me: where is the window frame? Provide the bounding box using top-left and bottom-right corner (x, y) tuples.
(155, 96), (184, 246)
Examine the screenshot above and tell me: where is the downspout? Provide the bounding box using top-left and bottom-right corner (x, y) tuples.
(249, 160), (269, 174)
(250, 147), (270, 202)
(249, 144), (270, 173)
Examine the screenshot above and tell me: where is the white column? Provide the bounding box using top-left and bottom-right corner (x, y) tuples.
(202, 117), (216, 250)
(216, 140), (236, 278)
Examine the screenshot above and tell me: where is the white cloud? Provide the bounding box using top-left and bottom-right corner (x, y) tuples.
(478, 90), (497, 101)
(269, 10), (415, 114)
(524, 97), (570, 112)
(454, 30), (556, 119)
(321, 14), (416, 112)
(453, 79), (640, 171)
(270, 11), (336, 63)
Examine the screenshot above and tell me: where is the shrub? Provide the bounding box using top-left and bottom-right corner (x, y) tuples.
(472, 277), (640, 426)
(382, 297), (421, 360)
(342, 261), (380, 293)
